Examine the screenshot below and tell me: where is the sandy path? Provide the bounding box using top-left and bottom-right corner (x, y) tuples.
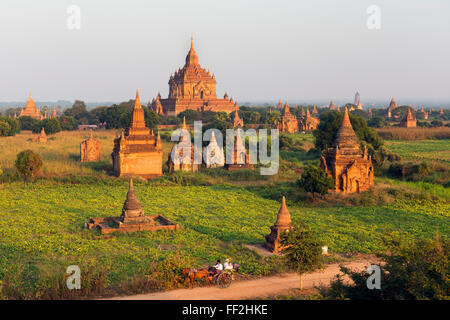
(109, 260), (372, 300)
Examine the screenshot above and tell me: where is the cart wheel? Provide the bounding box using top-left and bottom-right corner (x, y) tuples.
(217, 272), (232, 289)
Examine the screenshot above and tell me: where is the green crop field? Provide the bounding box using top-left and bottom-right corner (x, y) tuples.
(0, 180), (448, 291)
(385, 139), (450, 163)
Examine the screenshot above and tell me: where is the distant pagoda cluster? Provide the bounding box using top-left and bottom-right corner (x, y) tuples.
(275, 100), (320, 133)
(149, 37), (236, 116)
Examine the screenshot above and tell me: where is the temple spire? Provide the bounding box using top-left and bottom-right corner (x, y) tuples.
(334, 107), (358, 148)
(129, 89), (146, 129)
(135, 88), (141, 109)
(275, 196), (292, 227)
(123, 179), (142, 212)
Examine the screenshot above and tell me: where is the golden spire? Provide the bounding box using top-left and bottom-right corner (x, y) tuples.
(135, 88), (141, 109)
(275, 196), (292, 227)
(185, 36), (199, 66)
(182, 116), (187, 130)
(130, 89), (146, 129)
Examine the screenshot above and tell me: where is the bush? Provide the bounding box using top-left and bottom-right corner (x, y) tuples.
(14, 150), (43, 180)
(31, 118), (62, 135)
(0, 117), (20, 136)
(388, 162), (430, 181)
(321, 235), (449, 300)
(297, 165), (333, 198)
(59, 116), (78, 131)
(281, 220), (324, 290)
(19, 116), (40, 131)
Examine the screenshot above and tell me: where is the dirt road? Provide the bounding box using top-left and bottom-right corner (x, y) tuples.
(109, 259), (372, 300)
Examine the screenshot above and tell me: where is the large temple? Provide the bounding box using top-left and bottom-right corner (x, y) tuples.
(321, 107), (374, 193)
(112, 89), (163, 178)
(149, 37), (236, 116)
(19, 92), (43, 120)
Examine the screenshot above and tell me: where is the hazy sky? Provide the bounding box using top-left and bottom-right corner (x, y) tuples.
(0, 0), (449, 104)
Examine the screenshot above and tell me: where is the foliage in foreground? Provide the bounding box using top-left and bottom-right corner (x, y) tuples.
(297, 165), (333, 198)
(14, 150), (43, 180)
(321, 235), (449, 300)
(281, 221), (323, 289)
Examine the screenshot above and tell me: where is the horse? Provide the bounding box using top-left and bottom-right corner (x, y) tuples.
(181, 268), (211, 286)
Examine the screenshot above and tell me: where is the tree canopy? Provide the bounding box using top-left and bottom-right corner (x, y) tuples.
(313, 110), (383, 153)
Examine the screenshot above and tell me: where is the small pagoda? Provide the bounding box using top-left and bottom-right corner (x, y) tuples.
(329, 100), (336, 110)
(80, 131), (102, 162)
(85, 179), (179, 234)
(167, 117), (200, 173)
(400, 107), (417, 128)
(204, 131), (224, 168)
(112, 89), (163, 178)
(387, 97), (397, 118)
(34, 127), (47, 143)
(225, 129), (253, 171)
(279, 102), (298, 133)
(232, 103), (244, 128)
(265, 196), (293, 254)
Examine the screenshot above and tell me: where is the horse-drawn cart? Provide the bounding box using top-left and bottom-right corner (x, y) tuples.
(182, 263), (240, 289)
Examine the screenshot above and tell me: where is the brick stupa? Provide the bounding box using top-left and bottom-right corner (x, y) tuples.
(35, 127), (47, 143)
(225, 129), (253, 171)
(112, 89), (163, 178)
(400, 107), (417, 128)
(265, 196), (293, 253)
(167, 117), (200, 173)
(387, 97), (397, 118)
(80, 131), (102, 162)
(321, 107), (374, 193)
(329, 100), (336, 110)
(86, 179), (179, 234)
(149, 37), (236, 115)
(232, 103), (244, 128)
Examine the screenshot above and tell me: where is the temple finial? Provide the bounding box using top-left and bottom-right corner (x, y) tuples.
(190, 35), (194, 49)
(134, 88), (141, 109)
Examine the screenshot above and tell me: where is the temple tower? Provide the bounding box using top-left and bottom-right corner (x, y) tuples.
(112, 89), (163, 178)
(320, 107), (374, 193)
(265, 196), (293, 253)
